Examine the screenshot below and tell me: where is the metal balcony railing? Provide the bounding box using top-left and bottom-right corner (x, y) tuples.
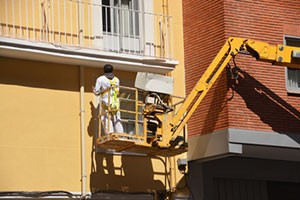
(0, 0), (173, 59)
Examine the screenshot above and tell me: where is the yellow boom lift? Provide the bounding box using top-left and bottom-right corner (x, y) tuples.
(96, 37), (300, 157)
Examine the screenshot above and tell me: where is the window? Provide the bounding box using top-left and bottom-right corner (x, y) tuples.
(100, 0), (142, 53)
(102, 0), (112, 32)
(285, 36), (300, 93)
(102, 0), (140, 37)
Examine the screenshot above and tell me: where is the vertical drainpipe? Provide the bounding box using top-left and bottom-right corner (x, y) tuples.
(80, 66), (87, 197)
(78, 0), (87, 197)
(77, 0), (87, 196)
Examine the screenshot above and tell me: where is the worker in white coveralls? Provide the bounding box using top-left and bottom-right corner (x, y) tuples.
(93, 64), (124, 134)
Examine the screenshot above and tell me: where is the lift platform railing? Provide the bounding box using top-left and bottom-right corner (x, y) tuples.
(96, 85), (146, 145)
(96, 85), (188, 157)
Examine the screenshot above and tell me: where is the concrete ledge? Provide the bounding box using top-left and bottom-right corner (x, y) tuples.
(188, 128), (300, 161)
(187, 129), (233, 161)
(229, 128), (300, 148)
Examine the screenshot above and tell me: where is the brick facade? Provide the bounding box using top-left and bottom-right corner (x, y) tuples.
(183, 0), (300, 137)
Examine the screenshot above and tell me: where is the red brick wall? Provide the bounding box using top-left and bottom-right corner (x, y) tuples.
(224, 0), (300, 134)
(182, 0), (229, 137)
(183, 0), (300, 137)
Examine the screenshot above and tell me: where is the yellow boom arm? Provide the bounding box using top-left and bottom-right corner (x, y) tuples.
(170, 37), (300, 140)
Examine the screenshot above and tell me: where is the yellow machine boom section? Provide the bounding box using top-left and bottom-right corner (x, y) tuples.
(245, 39), (300, 68)
(170, 37), (300, 141)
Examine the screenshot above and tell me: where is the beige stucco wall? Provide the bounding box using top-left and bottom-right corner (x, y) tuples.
(0, 58), (81, 191)
(0, 59), (174, 193)
(0, 0), (186, 196)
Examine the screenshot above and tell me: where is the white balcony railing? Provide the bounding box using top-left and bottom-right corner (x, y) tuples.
(0, 0), (173, 59)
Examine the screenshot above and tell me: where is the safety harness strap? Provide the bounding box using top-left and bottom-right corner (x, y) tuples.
(101, 77), (119, 113)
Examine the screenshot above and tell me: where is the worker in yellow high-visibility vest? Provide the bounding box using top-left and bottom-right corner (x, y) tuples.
(93, 64), (124, 134)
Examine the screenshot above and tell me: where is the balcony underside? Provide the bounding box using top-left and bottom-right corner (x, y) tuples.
(0, 37), (177, 73)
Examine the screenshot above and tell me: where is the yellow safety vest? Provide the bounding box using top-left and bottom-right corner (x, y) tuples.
(101, 77), (119, 113)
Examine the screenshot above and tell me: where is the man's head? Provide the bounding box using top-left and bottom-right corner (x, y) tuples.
(104, 64), (113, 73)
(103, 64), (114, 79)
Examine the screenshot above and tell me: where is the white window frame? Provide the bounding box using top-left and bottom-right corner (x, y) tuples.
(284, 35), (300, 94)
(96, 0), (145, 53)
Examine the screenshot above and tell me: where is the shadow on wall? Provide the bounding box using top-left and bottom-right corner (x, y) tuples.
(87, 101), (166, 194)
(200, 72), (229, 135)
(0, 58), (80, 91)
(89, 153), (166, 193)
(0, 57), (135, 93)
(228, 68), (300, 134)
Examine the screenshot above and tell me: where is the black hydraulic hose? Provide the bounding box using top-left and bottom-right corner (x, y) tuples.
(0, 191), (78, 198)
